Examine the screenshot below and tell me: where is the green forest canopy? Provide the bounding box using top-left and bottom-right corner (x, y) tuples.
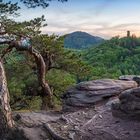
(82, 35), (140, 79)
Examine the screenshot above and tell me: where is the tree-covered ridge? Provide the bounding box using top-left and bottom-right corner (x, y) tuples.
(82, 36), (140, 79)
(64, 31), (104, 50)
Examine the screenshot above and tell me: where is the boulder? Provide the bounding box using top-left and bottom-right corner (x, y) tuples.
(62, 79), (137, 111)
(112, 87), (140, 120)
(119, 75), (140, 85)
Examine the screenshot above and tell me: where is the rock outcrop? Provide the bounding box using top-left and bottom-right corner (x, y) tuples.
(112, 87), (140, 120)
(3, 78), (140, 140)
(79, 101), (140, 140)
(62, 79), (137, 111)
(13, 99), (140, 140)
(119, 75), (140, 85)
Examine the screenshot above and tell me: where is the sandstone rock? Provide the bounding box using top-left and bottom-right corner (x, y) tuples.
(62, 79), (137, 111)
(11, 100), (140, 140)
(79, 104), (140, 140)
(119, 75), (140, 85)
(112, 87), (140, 120)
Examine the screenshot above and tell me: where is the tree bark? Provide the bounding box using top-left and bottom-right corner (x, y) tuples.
(29, 48), (53, 110)
(0, 60), (14, 140)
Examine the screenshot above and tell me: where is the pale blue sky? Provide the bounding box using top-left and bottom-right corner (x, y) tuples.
(10, 0), (140, 38)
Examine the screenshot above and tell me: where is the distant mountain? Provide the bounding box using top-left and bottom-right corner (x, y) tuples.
(64, 31), (104, 49)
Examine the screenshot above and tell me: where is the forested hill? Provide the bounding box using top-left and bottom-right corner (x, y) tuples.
(64, 31), (104, 49)
(82, 36), (140, 79)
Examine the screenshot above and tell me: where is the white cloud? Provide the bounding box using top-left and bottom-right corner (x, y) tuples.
(41, 26), (69, 34)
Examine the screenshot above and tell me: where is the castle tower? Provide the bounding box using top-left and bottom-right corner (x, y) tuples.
(127, 31), (130, 37)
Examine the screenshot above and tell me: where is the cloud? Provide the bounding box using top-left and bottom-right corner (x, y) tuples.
(21, 0), (140, 39)
(93, 23), (140, 38)
(41, 26), (69, 34)
(80, 24), (103, 30)
(41, 21), (140, 39)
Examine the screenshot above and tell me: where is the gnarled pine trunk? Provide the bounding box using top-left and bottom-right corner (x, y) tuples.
(0, 60), (14, 139)
(30, 48), (53, 110)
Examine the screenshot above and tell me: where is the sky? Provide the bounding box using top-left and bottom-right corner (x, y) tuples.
(10, 0), (140, 39)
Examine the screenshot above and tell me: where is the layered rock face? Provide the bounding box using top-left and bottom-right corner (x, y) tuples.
(112, 87), (140, 120)
(119, 75), (140, 85)
(62, 79), (137, 111)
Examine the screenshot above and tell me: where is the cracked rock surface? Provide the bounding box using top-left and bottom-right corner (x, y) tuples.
(14, 98), (140, 140)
